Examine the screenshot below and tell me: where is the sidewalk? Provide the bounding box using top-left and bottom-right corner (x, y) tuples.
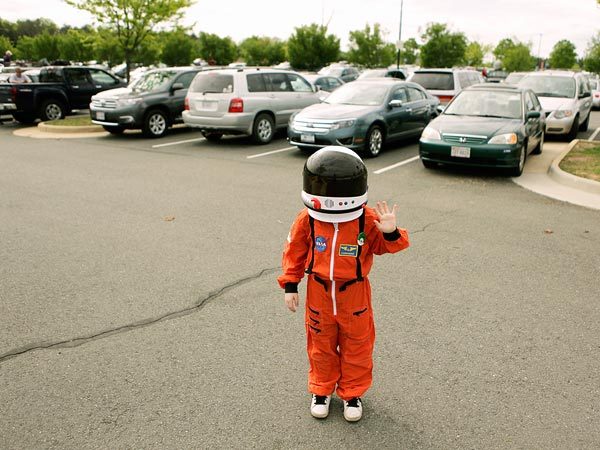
(513, 140), (600, 211)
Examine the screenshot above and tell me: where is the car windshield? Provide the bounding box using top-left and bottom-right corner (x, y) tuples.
(189, 73), (234, 94)
(518, 75), (576, 98)
(324, 82), (389, 106)
(133, 71), (177, 92)
(504, 73), (525, 84)
(318, 67), (344, 77)
(444, 90), (522, 119)
(410, 72), (454, 90)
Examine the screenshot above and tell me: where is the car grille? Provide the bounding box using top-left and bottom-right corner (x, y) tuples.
(292, 119), (336, 134)
(442, 133), (488, 145)
(91, 98), (117, 109)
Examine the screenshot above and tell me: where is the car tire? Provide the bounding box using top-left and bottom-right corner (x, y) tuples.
(567, 116), (579, 142)
(531, 131), (544, 155)
(202, 131), (223, 142)
(12, 112), (36, 124)
(422, 159), (437, 169)
(143, 109), (168, 138)
(298, 146), (314, 153)
(39, 99), (66, 121)
(365, 125), (384, 157)
(252, 113), (274, 144)
(102, 125), (125, 135)
(509, 144), (526, 177)
(579, 112), (590, 132)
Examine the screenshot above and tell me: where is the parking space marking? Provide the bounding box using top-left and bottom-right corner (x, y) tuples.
(152, 137), (205, 148)
(373, 156), (420, 174)
(590, 127), (600, 141)
(246, 146), (297, 159)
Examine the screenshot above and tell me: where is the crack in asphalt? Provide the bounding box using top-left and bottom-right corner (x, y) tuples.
(0, 267), (279, 364)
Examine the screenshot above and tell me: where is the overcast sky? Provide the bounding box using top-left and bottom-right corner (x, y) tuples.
(2, 0), (599, 59)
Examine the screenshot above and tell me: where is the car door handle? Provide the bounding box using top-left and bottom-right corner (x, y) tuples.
(405, 108), (412, 113)
(72, 85), (79, 89)
(95, 85), (102, 88)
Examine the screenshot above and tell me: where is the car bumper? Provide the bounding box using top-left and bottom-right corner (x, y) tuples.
(419, 139), (521, 168)
(287, 126), (367, 150)
(544, 115), (576, 135)
(90, 106), (142, 128)
(182, 111), (254, 134)
(0, 102), (17, 112)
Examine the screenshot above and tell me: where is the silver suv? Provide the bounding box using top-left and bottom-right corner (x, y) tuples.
(518, 70), (593, 140)
(183, 68), (322, 144)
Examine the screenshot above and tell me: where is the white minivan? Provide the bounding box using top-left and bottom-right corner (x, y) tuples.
(409, 68), (485, 105)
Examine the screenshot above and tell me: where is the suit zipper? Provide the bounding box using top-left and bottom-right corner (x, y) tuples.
(330, 223), (339, 316)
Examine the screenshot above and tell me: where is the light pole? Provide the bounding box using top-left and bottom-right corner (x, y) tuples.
(537, 33), (543, 70)
(396, 0), (404, 69)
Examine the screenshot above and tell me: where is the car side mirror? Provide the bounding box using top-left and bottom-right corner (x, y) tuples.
(579, 91), (591, 98)
(171, 82), (184, 92)
(436, 105), (446, 115)
(526, 111), (541, 120)
(389, 99), (403, 108)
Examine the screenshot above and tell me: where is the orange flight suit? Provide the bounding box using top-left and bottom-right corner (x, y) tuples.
(278, 206), (409, 400)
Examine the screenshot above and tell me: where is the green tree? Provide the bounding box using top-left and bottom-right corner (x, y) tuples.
(346, 23), (396, 68)
(15, 19), (59, 39)
(464, 41), (484, 66)
(0, 19), (17, 44)
(197, 32), (237, 65)
(0, 35), (15, 59)
(503, 43), (536, 72)
(64, 0), (192, 81)
(238, 36), (286, 66)
(493, 38), (516, 62)
(160, 30), (197, 66)
(59, 29), (96, 62)
(419, 23), (467, 68)
(548, 39), (577, 69)
(287, 24), (340, 71)
(583, 32), (600, 74)
(400, 37), (419, 64)
(94, 28), (124, 66)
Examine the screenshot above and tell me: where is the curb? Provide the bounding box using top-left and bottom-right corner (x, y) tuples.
(38, 121), (104, 134)
(548, 139), (600, 195)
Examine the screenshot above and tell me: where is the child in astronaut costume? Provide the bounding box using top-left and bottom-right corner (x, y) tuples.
(278, 146), (410, 422)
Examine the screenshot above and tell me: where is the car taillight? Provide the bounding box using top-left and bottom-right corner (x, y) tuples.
(10, 86), (17, 102)
(436, 95), (453, 104)
(184, 97), (190, 111)
(594, 93), (600, 98)
(228, 98), (243, 113)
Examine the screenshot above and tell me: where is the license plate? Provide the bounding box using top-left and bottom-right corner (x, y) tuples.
(451, 146), (470, 158)
(96, 111), (105, 120)
(200, 101), (217, 111)
(301, 134), (315, 143)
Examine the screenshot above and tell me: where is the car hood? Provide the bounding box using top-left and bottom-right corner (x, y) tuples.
(92, 87), (136, 99)
(537, 96), (576, 111)
(433, 115), (521, 137)
(295, 103), (377, 120)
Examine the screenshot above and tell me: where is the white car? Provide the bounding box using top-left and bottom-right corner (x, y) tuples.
(519, 70), (593, 140)
(590, 78), (600, 110)
(409, 68), (485, 105)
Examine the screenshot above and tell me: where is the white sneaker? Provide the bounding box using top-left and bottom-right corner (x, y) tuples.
(343, 397), (363, 422)
(310, 394), (331, 419)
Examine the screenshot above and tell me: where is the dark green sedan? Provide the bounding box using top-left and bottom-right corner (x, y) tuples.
(419, 84), (545, 176)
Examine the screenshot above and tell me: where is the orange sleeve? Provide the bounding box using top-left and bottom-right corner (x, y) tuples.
(277, 210), (311, 291)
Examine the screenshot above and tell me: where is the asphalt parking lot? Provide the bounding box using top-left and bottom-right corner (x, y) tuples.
(1, 114), (599, 449)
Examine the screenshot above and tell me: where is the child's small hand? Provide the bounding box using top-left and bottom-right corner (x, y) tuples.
(374, 201), (398, 233)
(285, 293), (299, 312)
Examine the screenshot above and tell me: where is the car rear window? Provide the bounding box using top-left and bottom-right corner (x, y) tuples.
(247, 73), (266, 92)
(39, 68), (64, 83)
(410, 72), (454, 90)
(189, 73), (234, 94)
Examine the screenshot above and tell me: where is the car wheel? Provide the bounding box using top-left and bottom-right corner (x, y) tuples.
(143, 109), (168, 138)
(509, 144), (526, 177)
(365, 125), (384, 157)
(531, 131), (544, 155)
(567, 116), (579, 142)
(39, 99), (65, 121)
(252, 113), (274, 144)
(298, 146), (314, 153)
(102, 125), (125, 135)
(422, 159), (437, 169)
(202, 131), (223, 142)
(12, 112), (36, 124)
(579, 112), (590, 132)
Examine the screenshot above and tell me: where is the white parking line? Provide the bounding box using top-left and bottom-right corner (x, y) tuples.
(152, 137), (205, 148)
(246, 146), (297, 159)
(589, 126), (600, 141)
(373, 155), (420, 174)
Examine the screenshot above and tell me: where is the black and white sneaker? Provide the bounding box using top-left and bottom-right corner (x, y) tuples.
(343, 397), (363, 422)
(310, 394), (331, 419)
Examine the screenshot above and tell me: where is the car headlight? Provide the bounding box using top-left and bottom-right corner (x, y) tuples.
(116, 97), (143, 107)
(421, 126), (441, 140)
(488, 133), (518, 145)
(552, 109), (574, 119)
(330, 119), (356, 130)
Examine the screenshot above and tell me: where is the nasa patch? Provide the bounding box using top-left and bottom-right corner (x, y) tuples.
(315, 236), (327, 252)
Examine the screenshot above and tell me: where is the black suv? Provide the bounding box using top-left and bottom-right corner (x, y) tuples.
(90, 67), (202, 137)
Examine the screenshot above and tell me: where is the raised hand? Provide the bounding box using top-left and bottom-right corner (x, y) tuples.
(373, 201), (398, 233)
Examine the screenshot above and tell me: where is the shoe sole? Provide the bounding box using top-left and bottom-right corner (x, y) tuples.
(311, 411), (329, 419)
(344, 414), (361, 422)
